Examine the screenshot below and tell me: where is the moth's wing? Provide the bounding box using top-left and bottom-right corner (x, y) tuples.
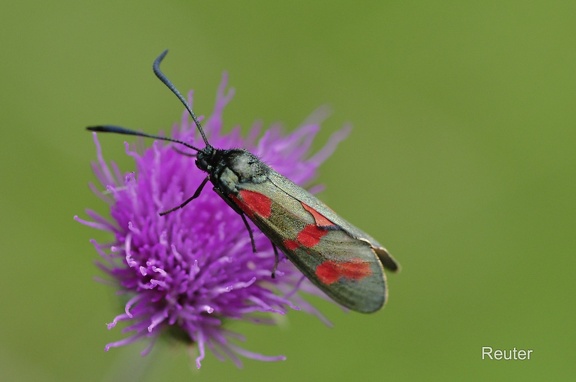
(288, 230), (388, 313)
(267, 172), (400, 272)
(233, 178), (388, 313)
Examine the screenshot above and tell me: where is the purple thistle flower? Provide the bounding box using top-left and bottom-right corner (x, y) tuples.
(76, 74), (350, 368)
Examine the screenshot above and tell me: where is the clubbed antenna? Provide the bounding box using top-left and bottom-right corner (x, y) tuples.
(86, 125), (202, 152)
(153, 50), (211, 148)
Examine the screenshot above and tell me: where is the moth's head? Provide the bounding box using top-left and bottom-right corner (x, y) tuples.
(195, 145), (217, 173)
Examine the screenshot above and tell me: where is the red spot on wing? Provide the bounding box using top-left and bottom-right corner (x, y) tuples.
(316, 259), (373, 285)
(281, 203), (337, 251)
(315, 261), (341, 284)
(301, 203), (336, 228)
(283, 239), (299, 251)
(340, 260), (373, 280)
(237, 190), (272, 218)
(282, 224), (327, 251)
(297, 224), (328, 248)
(228, 194), (245, 211)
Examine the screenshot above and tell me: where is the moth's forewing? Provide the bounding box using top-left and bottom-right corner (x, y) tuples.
(267, 172), (399, 272)
(232, 172), (392, 313)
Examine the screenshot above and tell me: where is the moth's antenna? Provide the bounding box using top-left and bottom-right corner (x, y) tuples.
(86, 125), (202, 152)
(153, 50), (211, 148)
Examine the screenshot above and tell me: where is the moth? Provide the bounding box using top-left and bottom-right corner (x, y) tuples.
(88, 50), (399, 313)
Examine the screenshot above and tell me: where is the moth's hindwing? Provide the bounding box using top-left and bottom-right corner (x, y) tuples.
(230, 172), (397, 313)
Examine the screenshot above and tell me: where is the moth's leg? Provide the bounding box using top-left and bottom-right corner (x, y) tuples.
(239, 213), (258, 253)
(271, 243), (280, 279)
(159, 176), (210, 216)
(213, 188), (258, 253)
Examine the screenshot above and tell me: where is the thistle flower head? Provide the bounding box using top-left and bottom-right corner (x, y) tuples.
(76, 74), (350, 368)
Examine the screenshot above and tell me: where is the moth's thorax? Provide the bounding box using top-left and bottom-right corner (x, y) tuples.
(197, 148), (270, 194)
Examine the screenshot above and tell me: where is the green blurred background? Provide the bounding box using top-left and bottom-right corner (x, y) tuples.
(1, 1), (575, 381)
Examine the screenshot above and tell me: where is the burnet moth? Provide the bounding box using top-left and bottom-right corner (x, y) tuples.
(88, 50), (399, 313)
